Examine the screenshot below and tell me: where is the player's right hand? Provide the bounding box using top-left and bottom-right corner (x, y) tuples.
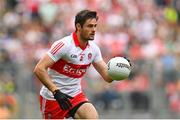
(53, 89), (73, 110)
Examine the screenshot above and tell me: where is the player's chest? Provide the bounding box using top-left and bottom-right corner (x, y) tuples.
(64, 47), (94, 64)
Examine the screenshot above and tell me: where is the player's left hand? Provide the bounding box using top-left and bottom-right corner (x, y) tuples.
(123, 57), (132, 66)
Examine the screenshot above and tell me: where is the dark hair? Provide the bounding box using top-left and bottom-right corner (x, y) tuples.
(75, 10), (98, 29)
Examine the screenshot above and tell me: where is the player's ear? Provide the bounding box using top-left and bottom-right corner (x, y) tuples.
(76, 23), (82, 31)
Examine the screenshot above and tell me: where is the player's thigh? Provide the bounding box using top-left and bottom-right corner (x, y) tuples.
(74, 102), (99, 119)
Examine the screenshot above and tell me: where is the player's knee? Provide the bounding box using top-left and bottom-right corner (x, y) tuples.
(85, 112), (99, 119)
(92, 112), (99, 119)
(89, 112), (99, 119)
(75, 110), (99, 119)
(74, 103), (99, 119)
(86, 107), (99, 119)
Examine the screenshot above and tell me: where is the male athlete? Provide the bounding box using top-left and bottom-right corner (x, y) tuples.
(34, 10), (114, 119)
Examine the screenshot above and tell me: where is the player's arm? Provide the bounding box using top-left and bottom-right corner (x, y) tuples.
(34, 41), (73, 110)
(92, 60), (113, 83)
(33, 54), (58, 92)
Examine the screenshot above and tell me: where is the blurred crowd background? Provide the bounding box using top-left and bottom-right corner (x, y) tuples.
(0, 0), (180, 118)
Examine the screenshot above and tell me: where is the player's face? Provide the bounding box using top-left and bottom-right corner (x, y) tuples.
(80, 18), (97, 41)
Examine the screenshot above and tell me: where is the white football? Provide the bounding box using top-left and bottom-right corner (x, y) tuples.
(107, 57), (131, 80)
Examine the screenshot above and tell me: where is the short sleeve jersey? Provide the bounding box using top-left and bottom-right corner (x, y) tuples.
(40, 32), (103, 100)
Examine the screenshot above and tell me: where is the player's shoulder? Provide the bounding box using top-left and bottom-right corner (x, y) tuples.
(89, 41), (100, 49)
(53, 34), (72, 46)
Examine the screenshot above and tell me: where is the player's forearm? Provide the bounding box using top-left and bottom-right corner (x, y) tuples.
(34, 66), (58, 92)
(98, 63), (113, 83)
(103, 69), (113, 83)
(96, 66), (113, 83)
(93, 61), (113, 83)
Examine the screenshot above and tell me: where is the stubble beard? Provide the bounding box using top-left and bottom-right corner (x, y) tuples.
(80, 33), (94, 41)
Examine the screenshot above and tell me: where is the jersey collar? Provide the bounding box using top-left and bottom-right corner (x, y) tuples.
(73, 32), (89, 50)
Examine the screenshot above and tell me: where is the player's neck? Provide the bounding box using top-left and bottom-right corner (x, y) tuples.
(76, 32), (88, 47)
